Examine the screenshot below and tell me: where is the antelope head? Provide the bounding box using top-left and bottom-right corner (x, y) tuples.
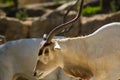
(34, 0), (84, 79)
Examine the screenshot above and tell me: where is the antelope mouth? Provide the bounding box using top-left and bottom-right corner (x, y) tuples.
(37, 72), (44, 78)
(34, 71), (44, 78)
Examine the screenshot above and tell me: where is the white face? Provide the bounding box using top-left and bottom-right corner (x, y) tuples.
(34, 43), (61, 79)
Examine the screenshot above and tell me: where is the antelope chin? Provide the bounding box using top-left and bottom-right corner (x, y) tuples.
(34, 71), (44, 79)
(35, 73), (44, 79)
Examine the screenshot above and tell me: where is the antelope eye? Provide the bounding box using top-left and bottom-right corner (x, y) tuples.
(44, 48), (49, 56)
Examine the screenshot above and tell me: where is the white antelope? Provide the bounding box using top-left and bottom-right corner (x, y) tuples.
(0, 36), (70, 80)
(34, 0), (120, 80)
(0, 38), (41, 80)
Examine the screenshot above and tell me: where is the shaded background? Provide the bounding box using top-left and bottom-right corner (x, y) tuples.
(0, 0), (120, 41)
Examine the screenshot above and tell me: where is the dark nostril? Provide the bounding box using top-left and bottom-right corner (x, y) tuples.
(34, 72), (37, 76)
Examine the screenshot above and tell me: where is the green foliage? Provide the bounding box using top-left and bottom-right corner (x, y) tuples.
(16, 9), (28, 21)
(5, 1), (14, 6)
(82, 6), (102, 16)
(0, 0), (2, 2)
(0, 0), (18, 6)
(110, 0), (116, 12)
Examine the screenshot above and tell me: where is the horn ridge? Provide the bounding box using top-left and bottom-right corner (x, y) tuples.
(63, 0), (79, 23)
(46, 0), (84, 44)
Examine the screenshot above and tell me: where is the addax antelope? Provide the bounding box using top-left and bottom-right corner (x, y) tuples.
(34, 0), (120, 80)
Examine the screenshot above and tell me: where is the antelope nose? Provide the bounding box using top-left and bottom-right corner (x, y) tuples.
(34, 72), (37, 76)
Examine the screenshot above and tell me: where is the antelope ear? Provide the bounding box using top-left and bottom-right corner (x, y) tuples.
(54, 41), (61, 49)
